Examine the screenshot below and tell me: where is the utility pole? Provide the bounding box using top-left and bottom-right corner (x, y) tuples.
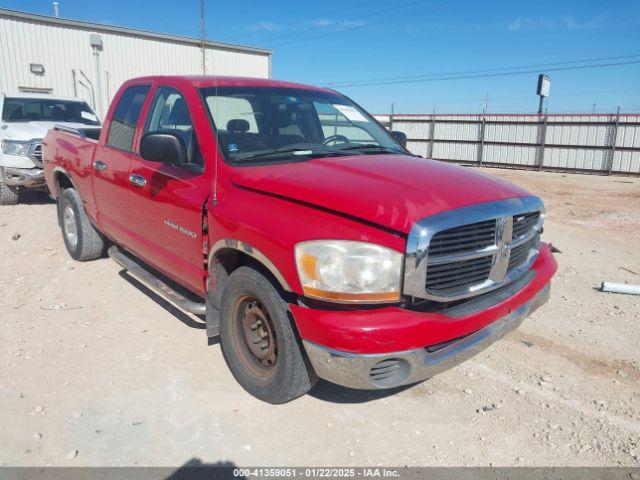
(592, 103), (597, 113)
(429, 103), (436, 159)
(389, 103), (394, 131)
(607, 104), (621, 175)
(479, 94), (488, 166)
(200, 0), (206, 75)
(538, 96), (545, 115)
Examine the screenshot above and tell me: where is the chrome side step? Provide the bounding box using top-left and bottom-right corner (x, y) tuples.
(108, 246), (207, 316)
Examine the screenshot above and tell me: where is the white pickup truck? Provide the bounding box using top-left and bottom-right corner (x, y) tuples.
(0, 93), (100, 205)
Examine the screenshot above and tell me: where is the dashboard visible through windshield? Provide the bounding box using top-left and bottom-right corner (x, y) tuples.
(199, 86), (405, 163)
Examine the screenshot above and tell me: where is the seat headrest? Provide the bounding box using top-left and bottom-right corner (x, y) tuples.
(168, 98), (191, 125)
(227, 119), (250, 133)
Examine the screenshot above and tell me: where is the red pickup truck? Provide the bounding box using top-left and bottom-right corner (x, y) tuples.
(43, 75), (557, 403)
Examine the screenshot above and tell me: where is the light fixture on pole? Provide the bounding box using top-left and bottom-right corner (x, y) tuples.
(537, 74), (551, 115)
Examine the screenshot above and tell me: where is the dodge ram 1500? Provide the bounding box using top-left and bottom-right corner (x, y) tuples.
(43, 76), (557, 403)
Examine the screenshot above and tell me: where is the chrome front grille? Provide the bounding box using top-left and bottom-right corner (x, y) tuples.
(28, 143), (43, 168)
(507, 235), (539, 271)
(512, 212), (540, 239)
(403, 196), (545, 302)
(425, 255), (494, 293)
(428, 219), (496, 256)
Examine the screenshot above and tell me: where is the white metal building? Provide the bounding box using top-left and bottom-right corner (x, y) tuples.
(0, 8), (272, 119)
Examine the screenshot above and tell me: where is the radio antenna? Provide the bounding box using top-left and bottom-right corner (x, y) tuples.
(200, 0), (206, 75)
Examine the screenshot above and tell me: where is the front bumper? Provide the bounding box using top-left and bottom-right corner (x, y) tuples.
(303, 282), (550, 389)
(0, 166), (45, 188)
(293, 242), (557, 390)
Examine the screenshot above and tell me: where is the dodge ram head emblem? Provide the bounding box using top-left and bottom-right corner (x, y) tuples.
(489, 216), (514, 282)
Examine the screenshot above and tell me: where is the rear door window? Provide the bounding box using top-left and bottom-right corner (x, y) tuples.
(106, 85), (150, 151)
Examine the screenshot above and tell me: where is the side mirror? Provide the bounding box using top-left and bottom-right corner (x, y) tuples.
(391, 131), (407, 148)
(140, 132), (188, 164)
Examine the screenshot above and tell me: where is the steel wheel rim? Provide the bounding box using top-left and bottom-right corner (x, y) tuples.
(63, 206), (78, 249)
(233, 295), (278, 377)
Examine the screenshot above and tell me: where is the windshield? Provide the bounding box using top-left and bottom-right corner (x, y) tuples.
(1, 98), (100, 125)
(199, 86), (404, 163)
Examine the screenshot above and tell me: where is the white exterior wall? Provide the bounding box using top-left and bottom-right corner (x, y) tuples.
(0, 11), (271, 119)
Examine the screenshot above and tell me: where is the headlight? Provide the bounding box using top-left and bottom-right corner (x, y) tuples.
(295, 240), (403, 303)
(1, 140), (31, 156)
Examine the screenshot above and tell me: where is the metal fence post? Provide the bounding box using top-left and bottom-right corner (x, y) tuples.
(607, 106), (621, 175)
(429, 114), (435, 159)
(478, 113), (486, 166)
(537, 113), (548, 171)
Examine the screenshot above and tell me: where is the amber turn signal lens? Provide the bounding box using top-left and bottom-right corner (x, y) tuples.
(299, 253), (318, 281)
(302, 286), (400, 303)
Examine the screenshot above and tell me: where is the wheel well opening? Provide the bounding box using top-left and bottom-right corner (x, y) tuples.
(212, 248), (292, 301)
(212, 248), (305, 356)
(56, 172), (74, 192)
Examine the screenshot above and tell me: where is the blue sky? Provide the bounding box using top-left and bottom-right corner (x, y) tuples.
(4, 0), (640, 113)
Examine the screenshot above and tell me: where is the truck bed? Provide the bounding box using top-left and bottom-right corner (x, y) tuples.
(42, 125), (100, 210)
(53, 124), (102, 141)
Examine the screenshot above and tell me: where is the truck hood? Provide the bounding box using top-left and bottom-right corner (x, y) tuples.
(229, 154), (531, 234)
(1, 121), (97, 141)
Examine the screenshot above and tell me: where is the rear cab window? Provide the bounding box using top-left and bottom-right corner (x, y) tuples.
(205, 96), (259, 134)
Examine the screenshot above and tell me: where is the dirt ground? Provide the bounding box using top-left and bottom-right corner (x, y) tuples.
(1, 167), (639, 468)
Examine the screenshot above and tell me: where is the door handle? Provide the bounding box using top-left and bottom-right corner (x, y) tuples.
(129, 173), (147, 187)
(94, 160), (107, 172)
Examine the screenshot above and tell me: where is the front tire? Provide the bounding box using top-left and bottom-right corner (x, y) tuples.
(219, 266), (317, 404)
(58, 188), (105, 261)
(0, 181), (19, 205)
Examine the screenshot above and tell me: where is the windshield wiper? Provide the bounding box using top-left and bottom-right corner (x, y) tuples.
(336, 144), (405, 155)
(234, 147), (355, 162)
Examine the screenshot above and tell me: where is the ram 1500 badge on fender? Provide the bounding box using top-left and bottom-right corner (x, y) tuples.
(43, 76), (557, 404)
(0, 93), (100, 204)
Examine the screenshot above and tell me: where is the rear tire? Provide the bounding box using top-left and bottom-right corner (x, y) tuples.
(219, 266), (317, 404)
(58, 188), (104, 261)
(0, 181), (19, 205)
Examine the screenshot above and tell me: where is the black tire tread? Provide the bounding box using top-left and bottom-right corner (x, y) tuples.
(58, 188), (104, 261)
(0, 181), (19, 205)
(219, 266), (317, 404)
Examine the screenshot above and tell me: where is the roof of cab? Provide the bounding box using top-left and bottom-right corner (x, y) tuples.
(124, 75), (336, 94)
